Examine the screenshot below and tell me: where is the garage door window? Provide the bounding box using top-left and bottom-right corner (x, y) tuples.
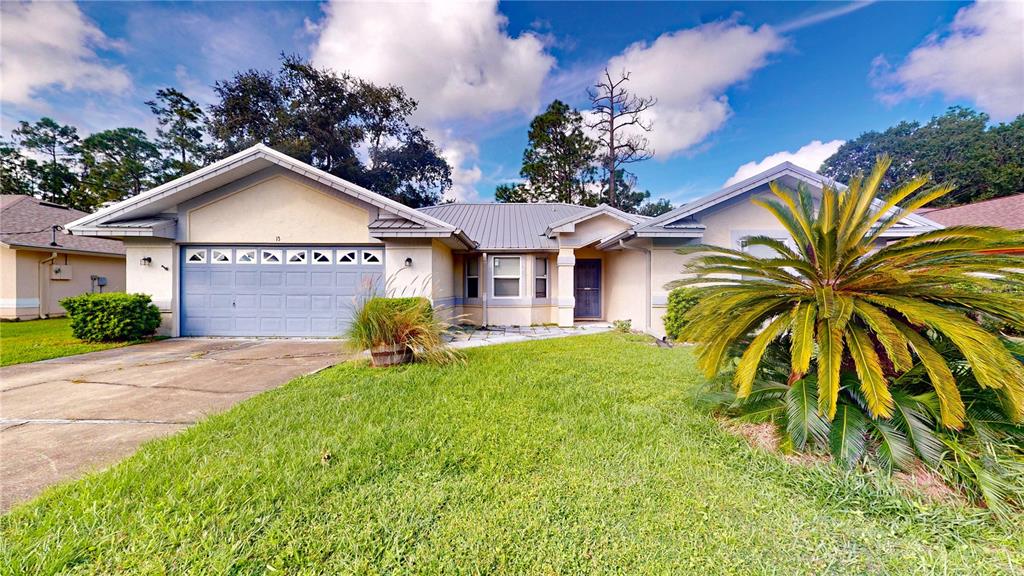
(185, 248), (206, 263)
(261, 250), (282, 264)
(362, 250), (382, 264)
(211, 249), (232, 264)
(312, 250), (332, 264)
(236, 249), (256, 264)
(287, 250), (307, 264)
(337, 250), (357, 264)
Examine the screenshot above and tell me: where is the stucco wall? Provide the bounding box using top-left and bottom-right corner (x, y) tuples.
(123, 239), (176, 335)
(0, 247), (126, 320)
(384, 239), (434, 299)
(185, 174), (380, 244)
(698, 192), (792, 249)
(604, 247), (648, 331)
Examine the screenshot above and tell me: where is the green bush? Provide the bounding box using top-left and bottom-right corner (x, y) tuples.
(662, 287), (701, 340)
(60, 293), (162, 342)
(345, 296), (459, 365)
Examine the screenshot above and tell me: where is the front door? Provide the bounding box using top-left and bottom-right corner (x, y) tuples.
(574, 259), (601, 319)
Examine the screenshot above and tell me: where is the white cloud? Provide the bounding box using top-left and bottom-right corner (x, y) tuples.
(438, 135), (483, 203)
(603, 19), (787, 157)
(310, 0), (555, 123)
(872, 1), (1024, 121)
(0, 1), (131, 107)
(725, 139), (844, 186)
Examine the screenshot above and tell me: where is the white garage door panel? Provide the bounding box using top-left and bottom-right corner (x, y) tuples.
(181, 246), (384, 337)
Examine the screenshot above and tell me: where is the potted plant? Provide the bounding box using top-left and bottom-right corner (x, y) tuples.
(345, 297), (460, 367)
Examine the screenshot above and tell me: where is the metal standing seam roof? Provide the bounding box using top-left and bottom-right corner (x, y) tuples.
(418, 203), (592, 250)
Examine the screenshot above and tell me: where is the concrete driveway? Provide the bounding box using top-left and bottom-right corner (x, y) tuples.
(0, 338), (347, 511)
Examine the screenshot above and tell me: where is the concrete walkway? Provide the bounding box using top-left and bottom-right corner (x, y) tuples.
(0, 339), (347, 511)
(445, 323), (612, 349)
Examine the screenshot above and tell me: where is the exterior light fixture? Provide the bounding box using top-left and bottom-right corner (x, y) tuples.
(404, 257), (413, 268)
(140, 256), (153, 266)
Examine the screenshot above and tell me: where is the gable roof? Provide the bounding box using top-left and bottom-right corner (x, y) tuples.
(66, 144), (470, 245)
(543, 203), (648, 236)
(635, 161), (942, 238)
(419, 203), (590, 251)
(1, 195), (124, 256)
(918, 193), (1024, 230)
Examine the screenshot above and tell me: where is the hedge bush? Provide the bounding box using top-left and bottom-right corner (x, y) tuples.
(60, 293), (162, 342)
(662, 287), (701, 341)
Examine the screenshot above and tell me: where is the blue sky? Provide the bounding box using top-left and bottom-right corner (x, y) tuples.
(2, 1), (1021, 204)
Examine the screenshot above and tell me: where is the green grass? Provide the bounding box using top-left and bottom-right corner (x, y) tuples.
(2, 334), (1021, 574)
(0, 318), (131, 366)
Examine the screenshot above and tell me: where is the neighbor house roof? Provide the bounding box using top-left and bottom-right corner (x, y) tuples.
(917, 194), (1024, 230)
(419, 203), (591, 251)
(0, 195), (124, 256)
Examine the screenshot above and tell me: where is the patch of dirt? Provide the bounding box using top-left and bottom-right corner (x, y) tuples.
(718, 418), (828, 466)
(894, 465), (965, 505)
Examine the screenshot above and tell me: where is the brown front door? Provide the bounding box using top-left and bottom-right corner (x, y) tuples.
(574, 259), (601, 319)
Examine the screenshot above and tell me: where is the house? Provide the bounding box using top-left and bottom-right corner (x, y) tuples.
(65, 144), (942, 338)
(1, 195), (126, 320)
(918, 193), (1024, 230)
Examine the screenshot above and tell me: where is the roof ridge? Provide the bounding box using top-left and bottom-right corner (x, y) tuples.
(925, 192), (1024, 211)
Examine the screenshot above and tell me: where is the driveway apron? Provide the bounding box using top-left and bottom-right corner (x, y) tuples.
(0, 338), (346, 511)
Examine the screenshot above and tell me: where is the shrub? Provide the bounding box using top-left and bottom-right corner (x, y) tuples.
(662, 287), (700, 340)
(612, 319), (632, 333)
(345, 297), (460, 365)
(60, 293), (162, 342)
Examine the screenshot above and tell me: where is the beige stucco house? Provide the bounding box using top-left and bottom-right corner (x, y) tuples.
(65, 144), (942, 338)
(1, 195), (126, 320)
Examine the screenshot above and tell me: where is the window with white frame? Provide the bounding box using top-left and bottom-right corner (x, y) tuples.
(492, 256), (520, 298)
(534, 256), (548, 298)
(311, 250), (332, 264)
(236, 249), (256, 264)
(286, 249), (307, 264)
(465, 256), (480, 299)
(337, 250), (357, 265)
(362, 249), (382, 264)
(185, 248), (206, 263)
(210, 249), (232, 264)
(261, 249), (282, 264)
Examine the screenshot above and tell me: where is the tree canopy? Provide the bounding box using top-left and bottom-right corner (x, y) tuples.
(821, 107), (1024, 206)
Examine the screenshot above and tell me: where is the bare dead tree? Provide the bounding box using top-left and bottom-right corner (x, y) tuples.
(587, 68), (656, 207)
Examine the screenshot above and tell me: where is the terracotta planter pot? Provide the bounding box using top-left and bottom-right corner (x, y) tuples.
(370, 342), (413, 367)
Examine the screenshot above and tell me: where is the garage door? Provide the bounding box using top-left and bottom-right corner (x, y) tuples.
(180, 246), (384, 337)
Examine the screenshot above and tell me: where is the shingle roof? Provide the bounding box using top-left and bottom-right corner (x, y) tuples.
(418, 203), (591, 250)
(1, 195), (124, 255)
(917, 194), (1024, 230)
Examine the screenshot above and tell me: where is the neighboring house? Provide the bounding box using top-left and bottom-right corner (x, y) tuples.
(66, 144), (942, 338)
(918, 193), (1024, 230)
(1, 195), (126, 320)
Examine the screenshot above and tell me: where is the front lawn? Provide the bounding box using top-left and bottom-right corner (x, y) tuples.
(0, 318), (129, 366)
(2, 333), (1021, 574)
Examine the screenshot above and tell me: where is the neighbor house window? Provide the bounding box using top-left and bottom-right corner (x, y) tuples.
(534, 257), (548, 298)
(492, 256), (520, 298)
(465, 256), (480, 299)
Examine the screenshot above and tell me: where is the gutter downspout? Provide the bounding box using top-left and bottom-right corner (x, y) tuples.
(481, 252), (488, 327)
(38, 252), (59, 319)
(619, 239), (651, 333)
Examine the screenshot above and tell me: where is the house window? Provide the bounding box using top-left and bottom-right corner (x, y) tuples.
(286, 250), (306, 264)
(210, 249), (232, 264)
(236, 249), (256, 264)
(337, 250), (357, 265)
(465, 256), (480, 299)
(534, 257), (548, 298)
(362, 250), (382, 264)
(185, 248), (206, 264)
(492, 256), (520, 298)
(312, 250), (332, 264)
(261, 249), (282, 264)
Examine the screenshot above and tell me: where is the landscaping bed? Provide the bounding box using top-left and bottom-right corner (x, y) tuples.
(2, 333), (1021, 574)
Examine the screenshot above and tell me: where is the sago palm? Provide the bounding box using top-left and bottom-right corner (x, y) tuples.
(672, 156), (1024, 429)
